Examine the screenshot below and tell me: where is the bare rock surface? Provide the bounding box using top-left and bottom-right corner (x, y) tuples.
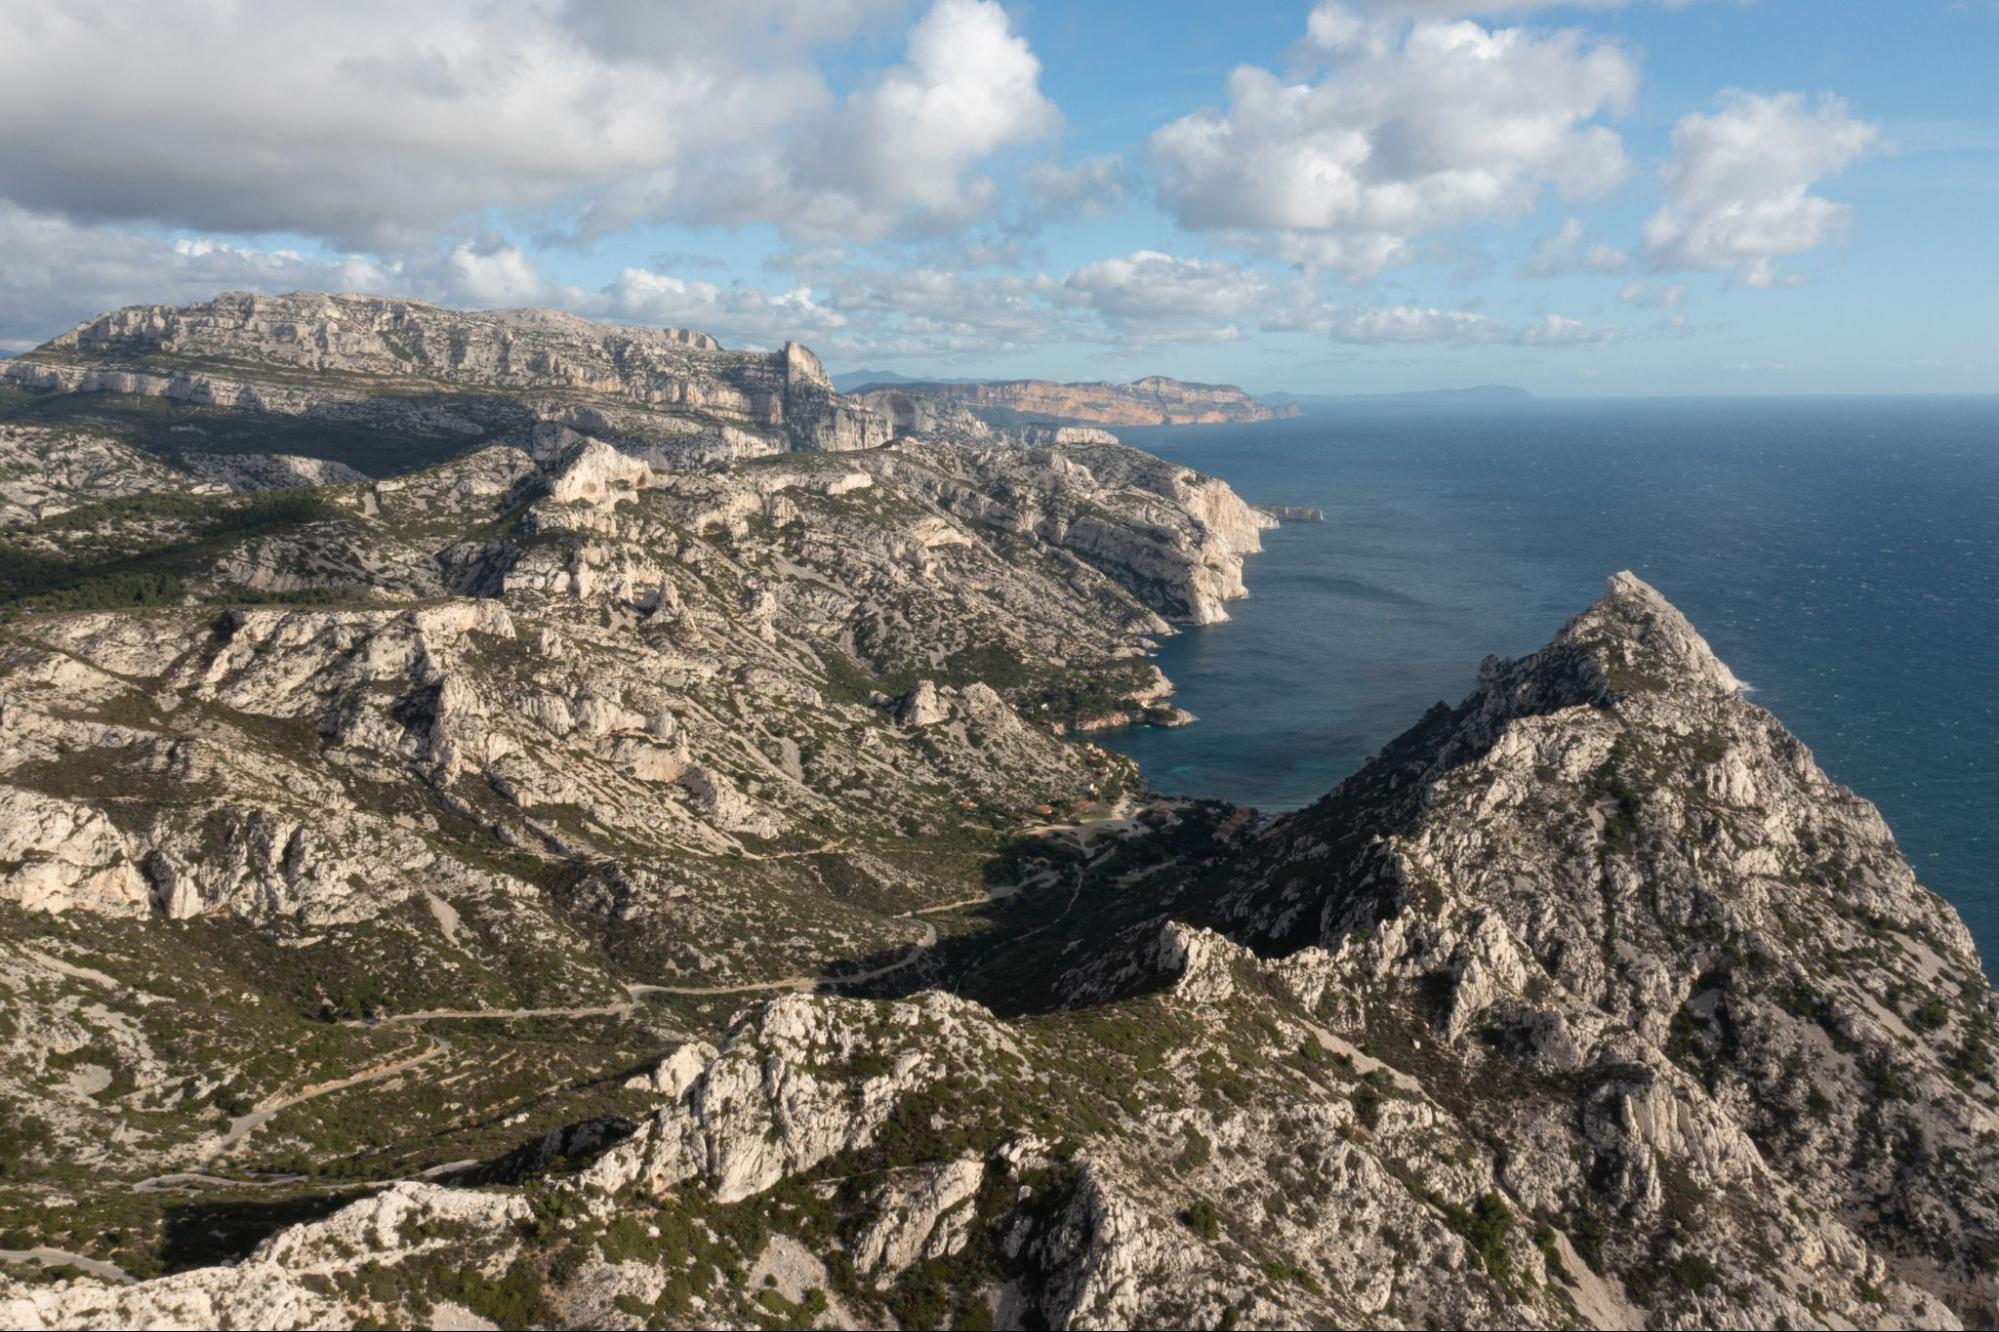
(0, 298), (1992, 1331)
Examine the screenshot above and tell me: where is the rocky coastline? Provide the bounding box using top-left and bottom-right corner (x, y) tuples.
(0, 297), (1992, 1331)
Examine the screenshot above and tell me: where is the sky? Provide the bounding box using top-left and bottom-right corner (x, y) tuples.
(0, 0), (1993, 396)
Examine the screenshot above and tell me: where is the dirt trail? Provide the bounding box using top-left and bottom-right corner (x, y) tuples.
(629, 978), (815, 997)
(822, 920), (938, 986)
(364, 1001), (642, 1024)
(0, 1246), (135, 1284)
(910, 895), (993, 916)
(132, 1170), (307, 1194)
(206, 1039), (449, 1163)
(729, 836), (849, 862)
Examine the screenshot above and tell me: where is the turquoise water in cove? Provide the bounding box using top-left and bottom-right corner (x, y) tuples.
(1101, 398), (1999, 962)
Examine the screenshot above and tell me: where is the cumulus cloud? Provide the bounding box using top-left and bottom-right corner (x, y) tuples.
(0, 2), (890, 249)
(0, 207), (1636, 365)
(1643, 91), (1881, 287)
(0, 0), (1055, 251)
(1058, 251), (1274, 332)
(818, 267), (1072, 354)
(439, 237), (563, 308)
(1516, 311), (1620, 345)
(0, 205), (625, 350)
(661, 0), (1063, 242)
(1152, 10), (1637, 278)
(593, 269), (852, 350)
(1317, 305), (1509, 343)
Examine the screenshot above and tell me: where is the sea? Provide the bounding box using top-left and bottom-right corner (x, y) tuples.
(1101, 397), (1999, 964)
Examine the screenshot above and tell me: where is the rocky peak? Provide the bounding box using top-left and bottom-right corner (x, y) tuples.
(1447, 570), (1745, 762)
(1190, 572), (1999, 1321)
(781, 340), (832, 391)
(1547, 569), (1743, 698)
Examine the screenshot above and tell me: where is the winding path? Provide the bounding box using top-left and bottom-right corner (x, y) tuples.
(0, 1246), (134, 1284)
(178, 905), (959, 1180)
(363, 1001), (644, 1025)
(206, 1038), (449, 1163)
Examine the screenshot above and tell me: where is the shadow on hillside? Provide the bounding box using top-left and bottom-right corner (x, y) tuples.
(814, 801), (1257, 1018)
(160, 1189), (378, 1273)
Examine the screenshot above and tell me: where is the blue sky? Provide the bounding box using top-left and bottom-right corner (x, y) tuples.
(0, 1), (1992, 395)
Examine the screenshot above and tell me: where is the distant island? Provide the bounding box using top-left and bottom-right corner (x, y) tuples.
(829, 367), (933, 392)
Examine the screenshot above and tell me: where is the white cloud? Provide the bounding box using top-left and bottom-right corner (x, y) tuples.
(1516, 311), (1620, 345)
(1616, 279), (1687, 308)
(0, 203), (669, 350)
(594, 269), (851, 351)
(0, 207), (1621, 366)
(1522, 217), (1630, 276)
(1643, 91), (1881, 287)
(1227, 231), (1417, 280)
(0, 204), (398, 350)
(1152, 11), (1637, 278)
(1059, 251), (1274, 328)
(0, 2), (894, 249)
(440, 238), (563, 308)
(0, 0), (1056, 252)
(1024, 155), (1140, 220)
(1319, 305), (1510, 343)
(663, 0), (1063, 242)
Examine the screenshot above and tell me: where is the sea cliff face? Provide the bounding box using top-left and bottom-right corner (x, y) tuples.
(0, 298), (1992, 1330)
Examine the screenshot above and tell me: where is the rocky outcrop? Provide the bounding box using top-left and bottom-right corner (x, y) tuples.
(584, 992), (1014, 1203)
(3, 292), (893, 464)
(889, 680), (949, 727)
(1, 302), (1992, 1330)
(179, 452), (369, 493)
(880, 439), (1274, 624)
(1, 570), (1992, 1330)
(1199, 571), (1999, 1325)
(0, 1266), (343, 1331)
(0, 425), (225, 526)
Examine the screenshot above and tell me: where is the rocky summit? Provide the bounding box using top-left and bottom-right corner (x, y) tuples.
(0, 297), (1992, 1331)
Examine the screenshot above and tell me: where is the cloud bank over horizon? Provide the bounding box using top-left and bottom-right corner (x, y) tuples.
(0, 0), (1975, 393)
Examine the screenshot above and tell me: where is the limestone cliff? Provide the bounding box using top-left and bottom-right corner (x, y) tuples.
(2, 291), (891, 463)
(0, 302), (1990, 1330)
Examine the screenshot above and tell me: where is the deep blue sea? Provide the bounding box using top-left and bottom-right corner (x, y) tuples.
(1103, 398), (1999, 963)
